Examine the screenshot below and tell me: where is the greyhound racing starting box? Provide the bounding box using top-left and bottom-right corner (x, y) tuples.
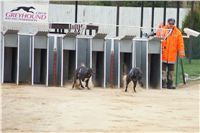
(2, 30), (18, 84)
(133, 37), (162, 89)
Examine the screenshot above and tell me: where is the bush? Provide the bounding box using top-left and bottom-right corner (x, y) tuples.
(182, 8), (200, 32)
(182, 7), (200, 59)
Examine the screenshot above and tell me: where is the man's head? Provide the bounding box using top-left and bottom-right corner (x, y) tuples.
(167, 18), (175, 29)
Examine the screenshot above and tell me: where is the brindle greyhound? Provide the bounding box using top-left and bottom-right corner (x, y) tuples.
(72, 66), (94, 90)
(125, 67), (143, 93)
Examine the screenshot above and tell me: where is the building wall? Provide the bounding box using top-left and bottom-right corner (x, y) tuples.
(1, 3), (189, 37)
(49, 4), (190, 37)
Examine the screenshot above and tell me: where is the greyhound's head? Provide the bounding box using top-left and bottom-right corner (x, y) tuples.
(29, 6), (35, 10)
(87, 68), (95, 77)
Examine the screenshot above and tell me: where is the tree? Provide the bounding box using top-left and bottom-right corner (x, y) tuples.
(182, 2), (200, 61)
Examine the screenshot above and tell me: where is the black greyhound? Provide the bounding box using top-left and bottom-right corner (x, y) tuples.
(11, 6), (35, 13)
(72, 66), (94, 90)
(125, 67), (143, 93)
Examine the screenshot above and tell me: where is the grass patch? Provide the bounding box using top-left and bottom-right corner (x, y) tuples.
(175, 58), (200, 84)
(182, 58), (200, 77)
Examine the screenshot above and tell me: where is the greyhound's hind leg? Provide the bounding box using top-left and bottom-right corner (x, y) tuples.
(133, 81), (137, 93)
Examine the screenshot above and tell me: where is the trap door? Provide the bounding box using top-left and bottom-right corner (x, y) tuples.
(17, 34), (33, 84)
(134, 38), (148, 89)
(33, 32), (48, 85)
(62, 33), (77, 86)
(76, 35), (92, 68)
(119, 37), (135, 87)
(2, 30), (18, 83)
(92, 33), (107, 87)
(148, 38), (162, 89)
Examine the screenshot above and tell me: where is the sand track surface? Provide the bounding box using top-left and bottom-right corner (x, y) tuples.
(1, 81), (200, 133)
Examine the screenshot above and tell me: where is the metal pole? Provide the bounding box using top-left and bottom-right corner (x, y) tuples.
(103, 40), (107, 88)
(163, 1), (167, 25)
(132, 39), (136, 68)
(116, 2), (120, 37)
(118, 41), (120, 88)
(160, 40), (162, 89)
(180, 59), (186, 84)
(17, 35), (20, 85)
(176, 1), (186, 85)
(29, 36), (32, 68)
(176, 1), (180, 28)
(46, 37), (49, 86)
(75, 38), (78, 69)
(32, 36), (34, 85)
(89, 38), (93, 86)
(189, 1), (194, 64)
(151, 1), (155, 32)
(90, 38), (92, 68)
(175, 1), (180, 86)
(175, 58), (179, 86)
(140, 1), (144, 37)
(61, 38), (64, 87)
(146, 40), (149, 89)
(75, 1), (78, 23)
(1, 35), (4, 83)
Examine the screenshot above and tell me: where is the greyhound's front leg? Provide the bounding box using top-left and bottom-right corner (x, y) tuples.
(72, 78), (76, 89)
(125, 79), (131, 92)
(85, 79), (90, 90)
(79, 79), (84, 88)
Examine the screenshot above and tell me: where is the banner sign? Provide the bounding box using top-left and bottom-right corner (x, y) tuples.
(3, 2), (48, 23)
(69, 24), (86, 34)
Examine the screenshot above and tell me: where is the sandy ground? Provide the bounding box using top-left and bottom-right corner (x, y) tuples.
(1, 81), (200, 133)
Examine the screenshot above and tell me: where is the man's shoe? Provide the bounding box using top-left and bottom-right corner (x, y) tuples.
(167, 80), (176, 89)
(162, 80), (167, 88)
(167, 85), (176, 89)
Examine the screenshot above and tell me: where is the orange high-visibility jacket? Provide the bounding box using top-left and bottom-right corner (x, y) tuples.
(157, 26), (185, 64)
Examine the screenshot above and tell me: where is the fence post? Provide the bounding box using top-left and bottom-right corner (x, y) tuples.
(140, 1), (144, 38)
(151, 1), (155, 32)
(163, 1), (167, 25)
(116, 2), (120, 37)
(189, 1), (194, 64)
(75, 1), (78, 23)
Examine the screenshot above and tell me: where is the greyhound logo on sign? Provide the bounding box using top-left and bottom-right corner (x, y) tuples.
(11, 6), (36, 13)
(4, 2), (48, 23)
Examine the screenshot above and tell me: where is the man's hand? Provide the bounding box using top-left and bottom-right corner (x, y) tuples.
(158, 23), (164, 28)
(179, 56), (185, 59)
(179, 51), (185, 59)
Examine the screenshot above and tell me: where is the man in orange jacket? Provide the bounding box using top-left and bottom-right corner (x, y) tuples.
(157, 18), (185, 89)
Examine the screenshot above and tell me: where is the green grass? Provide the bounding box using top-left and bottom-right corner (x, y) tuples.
(181, 58), (200, 76)
(175, 58), (200, 84)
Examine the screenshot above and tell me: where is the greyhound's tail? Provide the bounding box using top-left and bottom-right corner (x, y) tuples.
(122, 75), (127, 88)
